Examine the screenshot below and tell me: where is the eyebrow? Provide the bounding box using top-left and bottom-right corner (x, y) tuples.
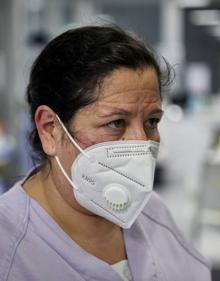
(98, 108), (163, 118)
(150, 108), (164, 115)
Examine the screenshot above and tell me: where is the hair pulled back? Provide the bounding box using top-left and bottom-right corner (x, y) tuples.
(26, 25), (167, 163)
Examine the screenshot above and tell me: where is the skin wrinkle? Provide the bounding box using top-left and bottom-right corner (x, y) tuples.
(96, 104), (163, 119)
(99, 67), (160, 98)
(100, 90), (160, 102)
(61, 68), (162, 160)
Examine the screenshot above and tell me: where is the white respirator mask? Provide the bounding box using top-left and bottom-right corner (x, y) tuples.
(55, 115), (159, 228)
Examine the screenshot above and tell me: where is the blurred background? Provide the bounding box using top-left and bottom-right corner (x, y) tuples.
(0, 0), (220, 279)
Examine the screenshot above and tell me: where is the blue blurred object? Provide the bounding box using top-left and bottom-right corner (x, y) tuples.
(0, 178), (8, 194)
(0, 123), (16, 193)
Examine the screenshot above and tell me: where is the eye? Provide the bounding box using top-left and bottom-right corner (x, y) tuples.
(145, 118), (160, 129)
(107, 119), (126, 129)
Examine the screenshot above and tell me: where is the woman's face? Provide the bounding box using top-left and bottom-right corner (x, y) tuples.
(58, 67), (162, 168)
(54, 67), (162, 206)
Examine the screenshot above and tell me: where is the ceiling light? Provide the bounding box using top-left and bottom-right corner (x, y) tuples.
(190, 10), (220, 26)
(178, 0), (210, 8)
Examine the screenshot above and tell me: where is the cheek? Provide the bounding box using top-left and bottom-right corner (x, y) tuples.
(61, 145), (78, 174)
(147, 129), (160, 142)
(154, 132), (160, 142)
(75, 131), (117, 149)
(74, 133), (97, 149)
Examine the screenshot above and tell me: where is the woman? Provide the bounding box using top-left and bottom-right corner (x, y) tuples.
(0, 26), (211, 281)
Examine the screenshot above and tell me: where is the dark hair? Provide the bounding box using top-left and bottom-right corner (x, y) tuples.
(27, 25), (171, 163)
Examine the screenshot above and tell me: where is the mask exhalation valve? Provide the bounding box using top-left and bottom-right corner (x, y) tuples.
(103, 184), (130, 211)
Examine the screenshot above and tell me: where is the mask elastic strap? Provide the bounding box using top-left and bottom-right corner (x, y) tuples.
(55, 156), (78, 190)
(56, 114), (90, 160)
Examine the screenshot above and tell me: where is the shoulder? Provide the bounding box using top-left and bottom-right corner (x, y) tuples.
(141, 191), (211, 271)
(0, 182), (30, 281)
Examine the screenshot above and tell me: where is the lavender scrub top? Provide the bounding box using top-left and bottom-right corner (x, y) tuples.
(0, 178), (211, 281)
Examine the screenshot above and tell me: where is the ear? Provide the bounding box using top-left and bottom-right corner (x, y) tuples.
(35, 105), (58, 157)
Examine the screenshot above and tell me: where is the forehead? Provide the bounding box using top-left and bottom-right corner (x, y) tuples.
(97, 67), (160, 105)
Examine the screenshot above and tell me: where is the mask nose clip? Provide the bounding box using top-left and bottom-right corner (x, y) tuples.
(103, 184), (130, 211)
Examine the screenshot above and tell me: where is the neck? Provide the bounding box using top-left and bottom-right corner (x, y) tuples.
(23, 164), (120, 241)
(23, 164), (127, 264)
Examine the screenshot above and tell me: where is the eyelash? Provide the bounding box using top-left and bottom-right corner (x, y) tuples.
(106, 118), (160, 130)
(145, 118), (160, 129)
(107, 119), (125, 129)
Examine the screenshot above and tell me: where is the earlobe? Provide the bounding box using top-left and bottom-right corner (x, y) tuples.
(35, 105), (57, 156)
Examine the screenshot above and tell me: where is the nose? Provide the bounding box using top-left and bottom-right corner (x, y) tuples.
(122, 124), (147, 141)
(122, 121), (160, 142)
